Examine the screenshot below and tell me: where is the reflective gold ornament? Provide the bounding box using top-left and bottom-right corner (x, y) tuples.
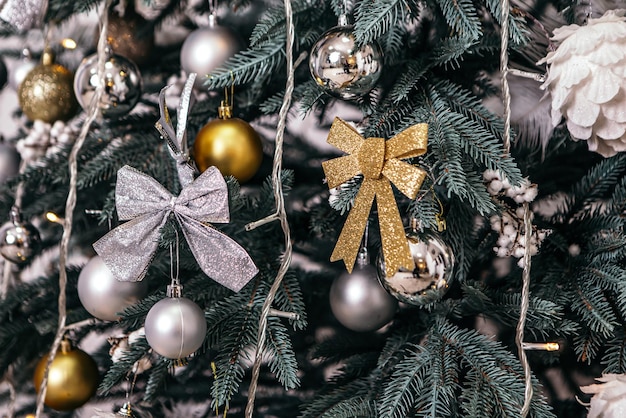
(104, 3), (154, 66)
(193, 103), (263, 182)
(33, 339), (99, 411)
(18, 50), (76, 123)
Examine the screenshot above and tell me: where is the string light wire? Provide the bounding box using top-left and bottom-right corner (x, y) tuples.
(499, 0), (534, 415)
(35, 2), (111, 415)
(244, 0), (295, 415)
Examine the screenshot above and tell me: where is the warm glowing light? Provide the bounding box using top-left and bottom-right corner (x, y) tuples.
(46, 212), (62, 223)
(521, 342), (560, 352)
(61, 38), (77, 49)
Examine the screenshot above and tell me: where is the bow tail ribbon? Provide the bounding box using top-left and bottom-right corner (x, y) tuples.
(93, 213), (167, 282)
(176, 214), (259, 292)
(331, 178), (414, 275)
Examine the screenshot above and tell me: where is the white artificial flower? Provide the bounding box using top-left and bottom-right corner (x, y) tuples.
(539, 10), (626, 157)
(581, 374), (626, 418)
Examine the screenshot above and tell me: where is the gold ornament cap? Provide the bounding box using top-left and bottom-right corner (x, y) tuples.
(218, 101), (232, 119)
(41, 48), (55, 66)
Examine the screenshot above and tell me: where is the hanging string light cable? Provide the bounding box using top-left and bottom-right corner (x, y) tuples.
(244, 0), (296, 415)
(499, 0), (534, 416)
(34, 2), (112, 416)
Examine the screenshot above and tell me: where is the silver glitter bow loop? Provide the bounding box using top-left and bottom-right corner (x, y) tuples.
(0, 0), (47, 32)
(155, 73), (198, 188)
(93, 165), (259, 292)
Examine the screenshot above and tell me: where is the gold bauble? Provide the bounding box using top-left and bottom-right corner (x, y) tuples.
(104, 4), (154, 66)
(18, 50), (76, 123)
(193, 106), (263, 182)
(33, 340), (99, 411)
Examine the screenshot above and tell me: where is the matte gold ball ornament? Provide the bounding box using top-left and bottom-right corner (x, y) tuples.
(18, 49), (77, 123)
(33, 339), (99, 411)
(193, 102), (263, 182)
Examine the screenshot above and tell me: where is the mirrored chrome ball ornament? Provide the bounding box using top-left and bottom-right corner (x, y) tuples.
(180, 13), (242, 89)
(74, 48), (142, 118)
(377, 229), (454, 306)
(0, 206), (41, 264)
(145, 285), (207, 359)
(330, 249), (397, 332)
(78, 256), (149, 321)
(309, 14), (383, 100)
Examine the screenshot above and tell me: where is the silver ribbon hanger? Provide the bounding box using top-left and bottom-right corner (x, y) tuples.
(155, 72), (197, 188)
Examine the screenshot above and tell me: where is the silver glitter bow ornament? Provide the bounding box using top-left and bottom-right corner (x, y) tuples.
(93, 165), (259, 292)
(0, 0), (47, 32)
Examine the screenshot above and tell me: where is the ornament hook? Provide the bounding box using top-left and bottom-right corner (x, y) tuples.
(356, 222), (370, 266)
(432, 188), (446, 232)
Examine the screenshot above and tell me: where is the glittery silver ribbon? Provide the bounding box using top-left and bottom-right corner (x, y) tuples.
(0, 0), (47, 32)
(155, 73), (197, 188)
(93, 165), (259, 292)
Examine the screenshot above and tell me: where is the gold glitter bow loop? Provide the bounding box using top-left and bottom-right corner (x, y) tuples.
(322, 118), (429, 276)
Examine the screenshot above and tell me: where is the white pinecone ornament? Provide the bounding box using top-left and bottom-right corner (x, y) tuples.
(539, 10), (626, 157)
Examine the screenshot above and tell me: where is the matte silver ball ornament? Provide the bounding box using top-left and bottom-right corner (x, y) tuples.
(377, 230), (454, 306)
(77, 256), (149, 321)
(74, 50), (142, 118)
(145, 287), (207, 359)
(180, 13), (242, 88)
(309, 15), (383, 100)
(0, 207), (41, 264)
(330, 261), (397, 332)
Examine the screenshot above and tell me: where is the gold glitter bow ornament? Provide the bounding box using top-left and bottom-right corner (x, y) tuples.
(322, 118), (428, 276)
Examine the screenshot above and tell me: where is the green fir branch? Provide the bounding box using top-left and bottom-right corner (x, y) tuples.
(265, 316), (300, 390)
(98, 336), (152, 395)
(353, 0), (410, 46)
(321, 398), (377, 418)
(250, 0), (323, 47)
(378, 343), (431, 418)
(299, 378), (374, 418)
(433, 0), (481, 40)
(204, 40), (286, 90)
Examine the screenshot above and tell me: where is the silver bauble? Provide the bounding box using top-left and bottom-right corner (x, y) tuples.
(145, 293), (207, 359)
(8, 48), (36, 91)
(0, 142), (20, 184)
(330, 263), (397, 332)
(77, 256), (149, 321)
(0, 207), (41, 264)
(309, 17), (383, 100)
(74, 51), (142, 118)
(180, 14), (242, 88)
(377, 230), (454, 306)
